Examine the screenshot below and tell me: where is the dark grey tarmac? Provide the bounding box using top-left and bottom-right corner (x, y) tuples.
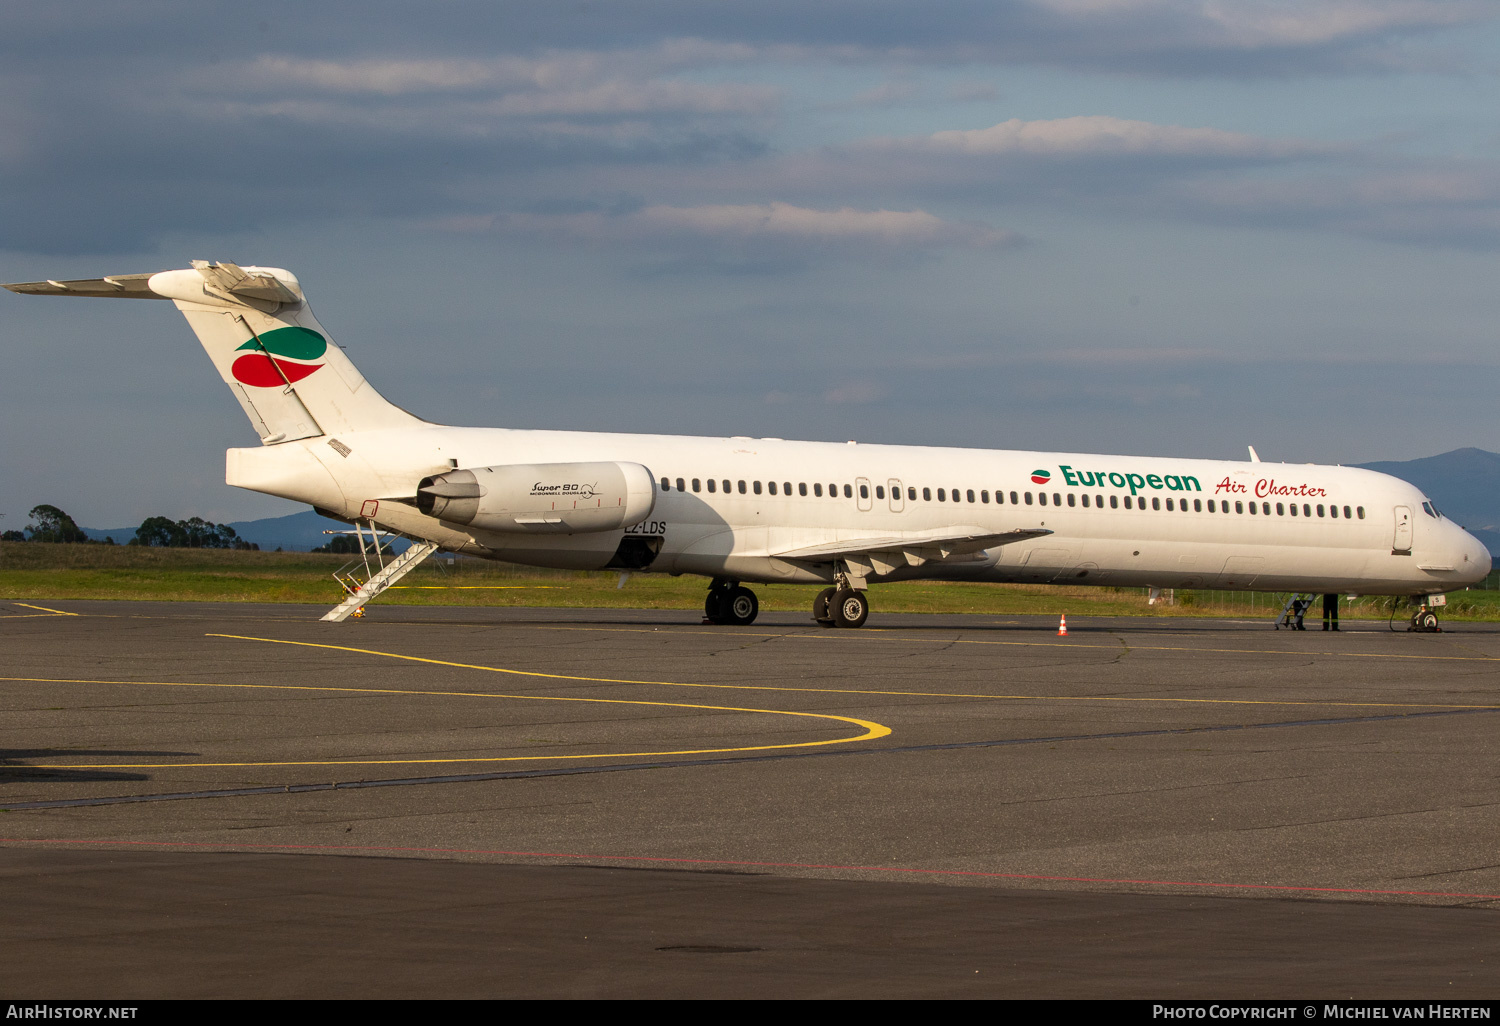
(2, 600), (1498, 998)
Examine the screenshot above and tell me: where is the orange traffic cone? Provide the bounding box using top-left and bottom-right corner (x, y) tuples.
(1057, 613), (1068, 636)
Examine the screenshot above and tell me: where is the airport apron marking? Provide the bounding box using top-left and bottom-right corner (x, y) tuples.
(523, 622), (1500, 665)
(2, 634), (891, 769)
(2, 603), (80, 617)
(202, 635), (1500, 711)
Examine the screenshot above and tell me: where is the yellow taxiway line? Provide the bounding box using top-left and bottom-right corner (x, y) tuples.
(2, 632), (890, 769)
(200, 634), (1500, 714)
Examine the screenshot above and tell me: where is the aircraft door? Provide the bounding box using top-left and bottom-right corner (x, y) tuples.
(856, 476), (873, 512)
(1393, 505), (1413, 554)
(888, 478), (904, 512)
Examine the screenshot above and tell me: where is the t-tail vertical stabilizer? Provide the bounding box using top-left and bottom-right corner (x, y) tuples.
(3, 262), (423, 443)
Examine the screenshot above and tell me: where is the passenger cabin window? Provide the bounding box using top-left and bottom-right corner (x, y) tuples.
(1153, 497), (1161, 510)
(875, 485), (884, 499)
(1303, 504), (1311, 517)
(692, 478), (701, 492)
(967, 489), (975, 503)
(1357, 506), (1365, 519)
(723, 479), (731, 493)
(1025, 492), (1034, 505)
(1344, 506), (1352, 518)
(814, 483), (823, 497)
(799, 483), (807, 496)
(753, 481), (762, 495)
(908, 486), (917, 501)
(784, 482), (792, 495)
(860, 484), (870, 499)
(660, 477), (670, 491)
(1235, 501), (1243, 514)
(738, 480), (747, 494)
(1010, 491), (1019, 505)
(922, 487), (931, 501)
(1289, 503), (1298, 516)
(1194, 499), (1202, 512)
(843, 484), (852, 499)
(1068, 493), (1076, 507)
(1110, 496), (1118, 508)
(1039, 492), (1047, 506)
(938, 488), (947, 501)
(707, 479), (716, 493)
(676, 478), (685, 492)
(1082, 494), (1090, 508)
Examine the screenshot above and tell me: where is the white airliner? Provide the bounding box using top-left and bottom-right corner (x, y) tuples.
(6, 262), (1489, 628)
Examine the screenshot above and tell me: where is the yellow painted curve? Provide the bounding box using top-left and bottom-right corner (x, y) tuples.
(5, 632), (890, 769)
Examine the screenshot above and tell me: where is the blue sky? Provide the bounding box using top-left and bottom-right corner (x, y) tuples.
(4, 0), (1500, 526)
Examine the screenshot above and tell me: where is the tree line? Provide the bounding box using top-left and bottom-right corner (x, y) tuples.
(2, 504), (258, 549)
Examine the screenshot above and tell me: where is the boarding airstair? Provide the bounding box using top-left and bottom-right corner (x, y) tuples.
(1274, 592), (1317, 630)
(321, 522), (440, 622)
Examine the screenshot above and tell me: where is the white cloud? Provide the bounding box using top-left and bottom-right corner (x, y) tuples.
(1029, 0), (1484, 48)
(448, 202), (1017, 252)
(878, 116), (1325, 160)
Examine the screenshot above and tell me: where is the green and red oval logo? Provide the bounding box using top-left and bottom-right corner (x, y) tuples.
(1030, 469), (1051, 485)
(231, 326), (327, 387)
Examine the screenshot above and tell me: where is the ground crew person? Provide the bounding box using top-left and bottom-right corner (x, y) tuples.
(1322, 593), (1339, 631)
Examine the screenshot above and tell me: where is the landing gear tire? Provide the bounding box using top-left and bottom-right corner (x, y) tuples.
(1410, 609), (1440, 632)
(704, 588), (725, 623)
(813, 587), (837, 627)
(831, 588), (869, 629)
(724, 585), (759, 626)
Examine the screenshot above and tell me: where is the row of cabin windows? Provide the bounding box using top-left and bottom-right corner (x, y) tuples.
(663, 477), (856, 498)
(657, 477), (1363, 520)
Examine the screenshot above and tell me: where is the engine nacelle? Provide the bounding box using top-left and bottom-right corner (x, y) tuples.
(417, 461), (656, 534)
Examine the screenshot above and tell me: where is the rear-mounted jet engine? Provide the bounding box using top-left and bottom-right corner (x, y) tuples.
(417, 461), (655, 534)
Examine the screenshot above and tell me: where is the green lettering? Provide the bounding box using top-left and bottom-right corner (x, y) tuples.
(1164, 475), (1182, 491)
(1146, 474), (1163, 489)
(1126, 473), (1145, 495)
(1182, 475), (1201, 492)
(1108, 472), (1126, 488)
(1060, 465), (1079, 487)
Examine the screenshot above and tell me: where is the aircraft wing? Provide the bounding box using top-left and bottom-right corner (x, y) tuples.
(773, 526), (1052, 574)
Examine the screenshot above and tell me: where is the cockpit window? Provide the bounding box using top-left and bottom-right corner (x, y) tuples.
(1422, 501), (1439, 519)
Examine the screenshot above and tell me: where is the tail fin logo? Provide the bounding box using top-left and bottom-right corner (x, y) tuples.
(230, 326), (328, 387)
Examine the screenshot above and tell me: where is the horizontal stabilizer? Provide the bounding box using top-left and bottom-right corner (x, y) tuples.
(3, 273), (164, 299)
(4, 261), (304, 310)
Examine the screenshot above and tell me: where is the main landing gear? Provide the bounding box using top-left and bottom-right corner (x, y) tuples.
(813, 576), (870, 629)
(704, 578), (759, 626)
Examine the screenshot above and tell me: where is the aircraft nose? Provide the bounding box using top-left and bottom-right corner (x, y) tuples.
(1469, 531), (1492, 579)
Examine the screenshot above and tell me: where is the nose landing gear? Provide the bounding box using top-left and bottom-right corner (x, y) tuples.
(1408, 604), (1442, 633)
(704, 579), (758, 626)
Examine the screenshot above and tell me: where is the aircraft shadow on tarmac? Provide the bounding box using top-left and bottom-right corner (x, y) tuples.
(0, 748), (182, 783)
(374, 610), (1499, 635)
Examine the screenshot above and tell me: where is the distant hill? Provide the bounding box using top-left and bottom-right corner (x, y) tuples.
(84, 509), (409, 552)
